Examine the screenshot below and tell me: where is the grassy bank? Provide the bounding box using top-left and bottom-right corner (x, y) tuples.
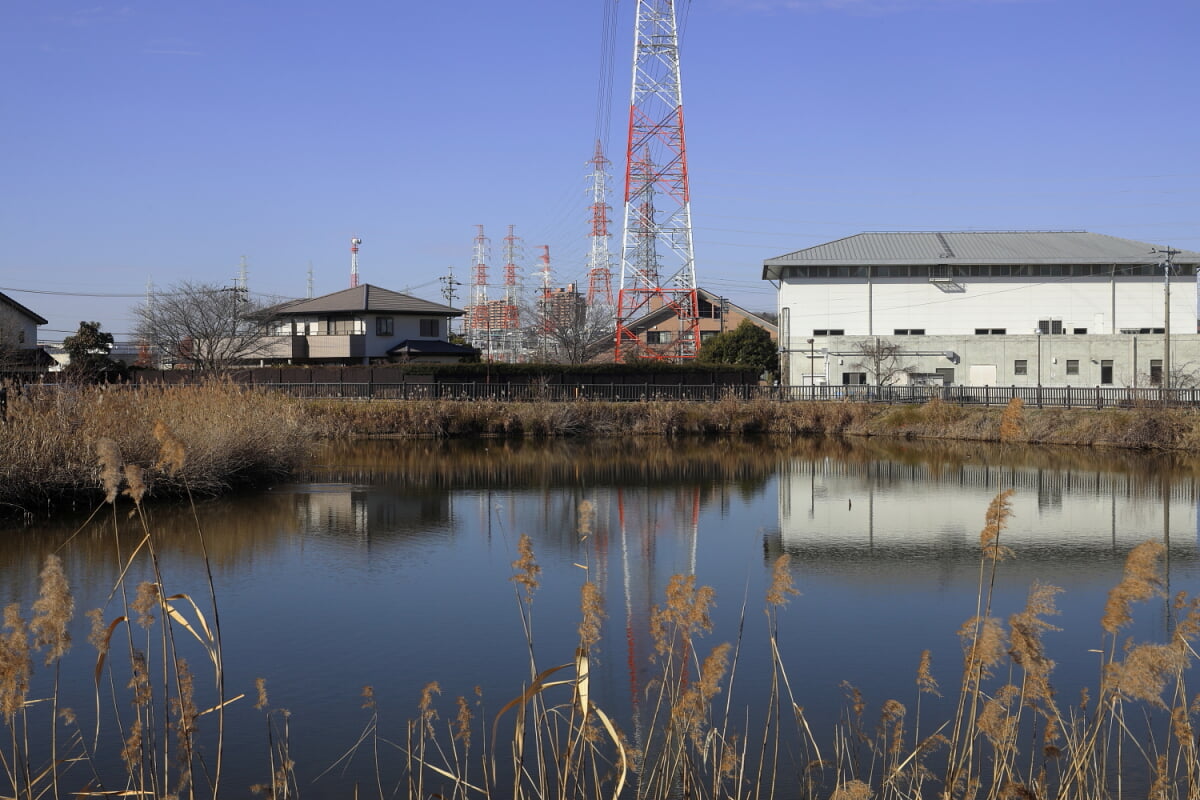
(307, 394), (1200, 450)
(0, 382), (312, 514)
(5, 385), (1199, 516)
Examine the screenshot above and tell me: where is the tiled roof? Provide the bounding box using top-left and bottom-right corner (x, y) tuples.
(387, 339), (477, 356)
(763, 231), (1200, 279)
(272, 284), (462, 316)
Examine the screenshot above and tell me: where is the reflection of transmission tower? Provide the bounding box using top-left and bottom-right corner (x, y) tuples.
(615, 0), (699, 362)
(586, 141), (615, 308)
(466, 225), (492, 356)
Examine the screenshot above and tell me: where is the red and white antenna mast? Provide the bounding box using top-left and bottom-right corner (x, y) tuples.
(586, 140), (615, 308)
(615, 0), (698, 361)
(537, 245), (554, 331)
(349, 237), (362, 288)
(467, 225), (492, 352)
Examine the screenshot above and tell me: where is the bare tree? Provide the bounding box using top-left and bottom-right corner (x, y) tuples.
(135, 281), (278, 372)
(532, 298), (615, 365)
(850, 337), (915, 386)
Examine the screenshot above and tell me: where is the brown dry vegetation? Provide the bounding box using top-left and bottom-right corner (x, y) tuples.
(6, 383), (1200, 517)
(0, 382), (312, 513)
(307, 394), (1200, 450)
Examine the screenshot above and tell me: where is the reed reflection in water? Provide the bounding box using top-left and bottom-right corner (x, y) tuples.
(0, 436), (1196, 797)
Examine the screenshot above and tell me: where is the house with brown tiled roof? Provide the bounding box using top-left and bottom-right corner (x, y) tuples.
(259, 284), (474, 365)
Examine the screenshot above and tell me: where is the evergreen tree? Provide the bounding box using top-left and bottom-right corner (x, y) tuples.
(697, 319), (779, 377)
(62, 321), (119, 382)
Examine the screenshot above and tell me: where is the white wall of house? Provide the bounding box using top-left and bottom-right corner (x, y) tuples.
(789, 333), (1200, 389)
(778, 275), (1197, 340)
(778, 274), (1200, 387)
(267, 312), (454, 362)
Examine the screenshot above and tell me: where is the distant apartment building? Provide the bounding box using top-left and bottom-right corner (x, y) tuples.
(763, 231), (1200, 387)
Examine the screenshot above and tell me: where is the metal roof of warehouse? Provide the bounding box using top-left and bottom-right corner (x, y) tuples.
(763, 231), (1200, 280)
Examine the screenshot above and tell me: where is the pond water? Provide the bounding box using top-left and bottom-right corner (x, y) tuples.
(2, 436), (1197, 797)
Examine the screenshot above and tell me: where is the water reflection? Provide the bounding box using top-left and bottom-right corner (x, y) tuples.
(0, 436), (1196, 798)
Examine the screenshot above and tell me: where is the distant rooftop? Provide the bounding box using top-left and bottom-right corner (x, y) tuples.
(763, 231), (1200, 280)
(271, 284), (462, 317)
(0, 291), (49, 325)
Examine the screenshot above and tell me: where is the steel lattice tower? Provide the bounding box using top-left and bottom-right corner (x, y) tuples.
(615, 0), (698, 361)
(501, 225), (522, 332)
(586, 141), (615, 308)
(466, 225), (492, 353)
(499, 225), (524, 362)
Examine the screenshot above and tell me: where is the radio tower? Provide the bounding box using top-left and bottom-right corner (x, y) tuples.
(586, 141), (615, 308)
(350, 237), (362, 288)
(615, 0), (698, 361)
(467, 225), (492, 354)
(500, 225), (523, 361)
(536, 245), (553, 360)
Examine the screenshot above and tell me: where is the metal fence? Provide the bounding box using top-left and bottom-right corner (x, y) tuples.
(253, 382), (1200, 408)
(16, 381), (1200, 409)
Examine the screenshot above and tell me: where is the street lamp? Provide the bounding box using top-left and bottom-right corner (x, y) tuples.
(807, 338), (815, 386)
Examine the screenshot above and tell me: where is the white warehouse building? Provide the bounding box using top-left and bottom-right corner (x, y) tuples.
(762, 231), (1200, 388)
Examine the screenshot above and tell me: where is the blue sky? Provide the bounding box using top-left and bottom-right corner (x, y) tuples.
(1, 0), (1196, 343)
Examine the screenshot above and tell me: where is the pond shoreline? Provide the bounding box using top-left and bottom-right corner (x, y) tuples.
(4, 386), (1198, 518)
(308, 396), (1200, 451)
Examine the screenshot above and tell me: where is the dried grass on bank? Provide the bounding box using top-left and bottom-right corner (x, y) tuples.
(0, 382), (313, 511)
(303, 394), (1200, 451)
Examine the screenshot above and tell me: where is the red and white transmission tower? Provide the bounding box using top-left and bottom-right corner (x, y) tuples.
(586, 140), (615, 308)
(501, 226), (522, 332)
(615, 0), (698, 361)
(466, 225), (492, 353)
(499, 225), (524, 362)
(350, 237), (362, 288)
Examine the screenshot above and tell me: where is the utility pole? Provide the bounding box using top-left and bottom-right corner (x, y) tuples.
(440, 266), (463, 305)
(1153, 246), (1180, 392)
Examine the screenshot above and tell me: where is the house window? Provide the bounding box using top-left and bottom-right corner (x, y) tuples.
(842, 372), (867, 385)
(1101, 360), (1114, 385)
(975, 328), (1006, 335)
(1037, 319), (1063, 334)
(1014, 360), (1028, 376)
(1066, 359), (1079, 376)
(935, 367), (955, 385)
(1150, 359), (1163, 385)
(1073, 328), (1087, 335)
(18, 330), (25, 344)
(700, 330), (719, 342)
(376, 317), (394, 336)
(646, 331), (674, 344)
(893, 329), (925, 335)
(813, 329), (845, 336)
(419, 319), (440, 337)
(328, 319), (364, 335)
